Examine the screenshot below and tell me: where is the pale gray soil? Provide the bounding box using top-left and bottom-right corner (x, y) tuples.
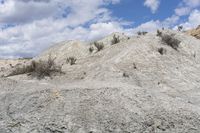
(1, 30), (200, 133)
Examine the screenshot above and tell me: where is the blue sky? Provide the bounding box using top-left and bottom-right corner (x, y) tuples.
(109, 0), (180, 26)
(0, 0), (200, 58)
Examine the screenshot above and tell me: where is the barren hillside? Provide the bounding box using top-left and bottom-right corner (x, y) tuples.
(1, 30), (200, 133)
(187, 25), (200, 39)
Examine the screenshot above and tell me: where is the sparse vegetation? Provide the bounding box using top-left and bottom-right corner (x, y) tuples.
(178, 25), (183, 31)
(18, 57), (33, 60)
(89, 46), (94, 53)
(66, 57), (77, 65)
(9, 56), (63, 79)
(123, 72), (129, 78)
(160, 34), (181, 50)
(156, 29), (181, 51)
(137, 31), (148, 36)
(142, 31), (148, 35)
(94, 41), (104, 51)
(157, 30), (162, 37)
(137, 31), (142, 35)
(133, 63), (137, 69)
(111, 35), (120, 45)
(158, 47), (167, 55)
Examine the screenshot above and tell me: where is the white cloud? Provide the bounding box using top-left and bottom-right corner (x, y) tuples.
(0, 0), (200, 58)
(0, 0), (125, 58)
(175, 0), (200, 16)
(183, 0), (200, 7)
(175, 7), (191, 16)
(144, 0), (160, 13)
(0, 0), (58, 24)
(180, 9), (200, 29)
(0, 21), (125, 58)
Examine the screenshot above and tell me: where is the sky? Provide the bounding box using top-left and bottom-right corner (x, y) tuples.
(0, 0), (200, 58)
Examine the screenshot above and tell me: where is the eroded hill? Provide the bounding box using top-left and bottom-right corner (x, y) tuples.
(1, 30), (200, 133)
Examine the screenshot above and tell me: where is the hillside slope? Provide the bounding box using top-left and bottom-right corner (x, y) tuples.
(1, 30), (200, 132)
(187, 25), (200, 39)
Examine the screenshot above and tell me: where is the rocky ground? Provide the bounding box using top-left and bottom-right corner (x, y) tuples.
(1, 30), (200, 133)
(186, 25), (200, 39)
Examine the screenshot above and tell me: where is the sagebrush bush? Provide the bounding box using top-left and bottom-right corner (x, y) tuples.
(157, 30), (162, 37)
(89, 46), (94, 53)
(158, 47), (167, 55)
(9, 56), (62, 79)
(66, 57), (77, 65)
(178, 25), (183, 31)
(123, 72), (129, 78)
(160, 34), (181, 50)
(137, 31), (148, 36)
(94, 41), (104, 51)
(111, 35), (120, 45)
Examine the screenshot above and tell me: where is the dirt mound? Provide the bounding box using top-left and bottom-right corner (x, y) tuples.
(1, 30), (200, 132)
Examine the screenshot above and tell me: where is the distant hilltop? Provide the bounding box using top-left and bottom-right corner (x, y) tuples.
(187, 25), (200, 39)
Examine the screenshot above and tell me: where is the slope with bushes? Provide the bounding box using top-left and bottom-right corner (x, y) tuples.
(1, 29), (200, 132)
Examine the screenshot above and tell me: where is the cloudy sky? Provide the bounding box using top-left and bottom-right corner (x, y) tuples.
(0, 0), (200, 58)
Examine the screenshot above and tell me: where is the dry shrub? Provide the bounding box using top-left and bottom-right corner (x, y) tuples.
(66, 57), (77, 65)
(178, 25), (183, 31)
(158, 47), (167, 55)
(111, 35), (120, 45)
(9, 56), (62, 79)
(160, 34), (181, 50)
(137, 31), (148, 36)
(89, 46), (94, 53)
(157, 30), (162, 37)
(123, 72), (129, 78)
(94, 41), (104, 51)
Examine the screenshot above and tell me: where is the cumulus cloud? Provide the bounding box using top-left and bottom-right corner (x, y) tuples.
(0, 0), (200, 58)
(175, 7), (191, 16)
(0, 0), (58, 24)
(180, 9), (200, 29)
(175, 0), (200, 16)
(0, 20), (126, 58)
(183, 0), (200, 7)
(144, 0), (160, 13)
(0, 0), (126, 58)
